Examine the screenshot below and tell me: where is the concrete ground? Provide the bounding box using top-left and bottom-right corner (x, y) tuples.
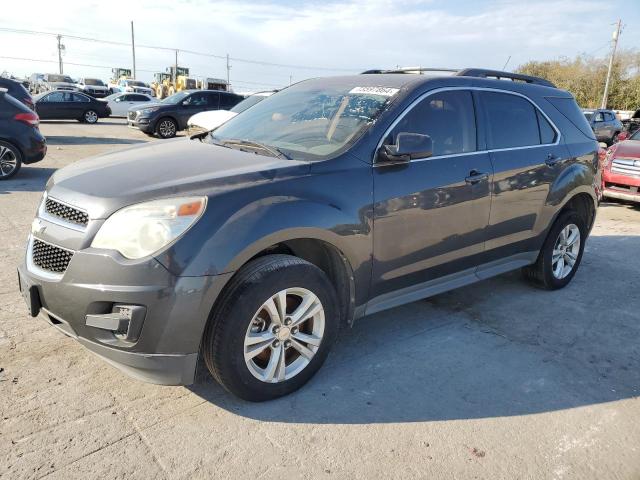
(1, 119), (639, 480)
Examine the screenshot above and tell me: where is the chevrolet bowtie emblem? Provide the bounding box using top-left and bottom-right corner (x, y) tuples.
(31, 218), (46, 235)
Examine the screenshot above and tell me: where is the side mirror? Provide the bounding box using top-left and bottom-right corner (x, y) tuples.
(379, 132), (433, 163)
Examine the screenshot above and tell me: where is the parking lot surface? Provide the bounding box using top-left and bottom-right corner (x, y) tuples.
(1, 119), (639, 480)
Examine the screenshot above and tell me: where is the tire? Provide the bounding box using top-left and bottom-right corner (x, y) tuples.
(0, 141), (22, 180)
(82, 110), (99, 124)
(155, 117), (177, 138)
(522, 210), (587, 290)
(202, 254), (339, 401)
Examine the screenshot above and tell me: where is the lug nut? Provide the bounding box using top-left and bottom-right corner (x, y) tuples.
(284, 340), (292, 349)
(291, 326), (298, 334)
(284, 317), (292, 326)
(272, 325), (280, 334)
(272, 340), (280, 348)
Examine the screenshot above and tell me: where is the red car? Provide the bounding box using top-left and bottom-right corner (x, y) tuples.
(602, 128), (640, 203)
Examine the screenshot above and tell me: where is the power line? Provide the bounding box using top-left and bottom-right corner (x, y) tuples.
(0, 26), (362, 72)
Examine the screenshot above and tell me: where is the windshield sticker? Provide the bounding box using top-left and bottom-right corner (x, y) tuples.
(349, 86), (399, 97)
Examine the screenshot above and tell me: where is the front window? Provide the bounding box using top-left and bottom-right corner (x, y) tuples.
(127, 80), (145, 87)
(630, 129), (640, 141)
(84, 78), (104, 86)
(208, 82), (397, 161)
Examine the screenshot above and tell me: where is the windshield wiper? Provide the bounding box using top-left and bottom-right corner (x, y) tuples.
(217, 138), (291, 160)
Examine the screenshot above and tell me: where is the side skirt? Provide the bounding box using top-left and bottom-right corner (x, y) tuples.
(358, 251), (539, 318)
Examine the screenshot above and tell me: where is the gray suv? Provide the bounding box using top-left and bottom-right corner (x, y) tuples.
(582, 108), (623, 145)
(18, 69), (600, 401)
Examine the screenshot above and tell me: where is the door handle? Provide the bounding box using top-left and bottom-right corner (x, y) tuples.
(545, 154), (560, 166)
(465, 170), (489, 184)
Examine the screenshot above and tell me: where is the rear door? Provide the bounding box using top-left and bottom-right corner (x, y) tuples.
(70, 93), (91, 118)
(477, 90), (568, 267)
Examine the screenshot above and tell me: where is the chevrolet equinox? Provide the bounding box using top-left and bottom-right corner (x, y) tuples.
(18, 69), (600, 401)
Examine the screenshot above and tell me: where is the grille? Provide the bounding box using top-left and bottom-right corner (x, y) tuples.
(45, 198), (89, 226)
(611, 158), (640, 178)
(32, 239), (74, 274)
(128, 111), (137, 121)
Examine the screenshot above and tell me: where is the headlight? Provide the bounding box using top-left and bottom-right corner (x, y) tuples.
(139, 106), (160, 114)
(91, 197), (207, 259)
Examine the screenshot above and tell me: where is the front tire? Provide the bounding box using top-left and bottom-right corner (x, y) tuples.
(202, 254), (339, 401)
(155, 117), (177, 138)
(0, 141), (22, 180)
(523, 210), (587, 290)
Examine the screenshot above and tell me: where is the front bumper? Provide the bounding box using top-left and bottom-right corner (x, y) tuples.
(127, 116), (154, 132)
(603, 169), (640, 203)
(18, 232), (232, 385)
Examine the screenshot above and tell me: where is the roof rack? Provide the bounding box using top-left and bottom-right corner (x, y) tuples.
(455, 68), (556, 88)
(361, 67), (556, 88)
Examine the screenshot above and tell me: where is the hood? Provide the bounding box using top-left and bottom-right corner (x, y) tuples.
(613, 140), (640, 159)
(47, 138), (309, 219)
(188, 110), (237, 130)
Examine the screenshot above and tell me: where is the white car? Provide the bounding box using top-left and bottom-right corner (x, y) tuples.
(105, 92), (156, 117)
(187, 91), (275, 132)
(108, 78), (154, 97)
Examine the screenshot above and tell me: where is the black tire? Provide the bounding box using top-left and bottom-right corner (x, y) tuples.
(0, 141), (23, 180)
(155, 117), (177, 138)
(202, 254), (339, 402)
(522, 210), (587, 290)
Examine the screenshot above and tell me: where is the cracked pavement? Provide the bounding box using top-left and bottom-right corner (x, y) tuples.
(1, 119), (639, 479)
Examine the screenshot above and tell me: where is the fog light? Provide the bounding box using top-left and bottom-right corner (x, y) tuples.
(85, 304), (146, 342)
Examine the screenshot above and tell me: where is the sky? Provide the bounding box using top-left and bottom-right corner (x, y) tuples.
(1, 0), (638, 93)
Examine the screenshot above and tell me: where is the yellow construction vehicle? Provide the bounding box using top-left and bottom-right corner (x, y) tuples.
(151, 67), (198, 99)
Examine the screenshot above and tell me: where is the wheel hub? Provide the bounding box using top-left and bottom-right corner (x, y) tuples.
(276, 326), (291, 342)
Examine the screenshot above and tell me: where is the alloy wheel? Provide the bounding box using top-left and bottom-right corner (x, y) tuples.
(158, 119), (176, 138)
(243, 287), (325, 383)
(552, 224), (581, 279)
(0, 145), (18, 177)
(85, 110), (98, 123)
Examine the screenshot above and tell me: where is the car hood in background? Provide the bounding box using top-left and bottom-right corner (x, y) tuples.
(188, 110), (237, 131)
(47, 138), (309, 219)
(613, 140), (640, 159)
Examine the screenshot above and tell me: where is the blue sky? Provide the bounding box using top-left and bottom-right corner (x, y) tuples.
(1, 0), (638, 92)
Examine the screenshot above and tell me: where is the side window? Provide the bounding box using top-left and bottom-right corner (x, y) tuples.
(220, 93), (240, 109)
(72, 93), (89, 103)
(389, 90), (476, 156)
(480, 92), (540, 149)
(207, 92), (221, 108)
(594, 112), (604, 122)
(44, 92), (66, 102)
(183, 93), (208, 106)
(604, 112), (615, 121)
(130, 94), (148, 101)
(536, 110), (556, 144)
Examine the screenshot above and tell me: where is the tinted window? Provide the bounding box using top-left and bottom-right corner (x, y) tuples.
(546, 97), (595, 140)
(481, 92), (540, 149)
(129, 94), (149, 102)
(604, 112), (615, 121)
(206, 92), (220, 108)
(536, 110), (556, 144)
(594, 112), (604, 122)
(183, 93), (208, 106)
(43, 92), (70, 102)
(230, 94), (268, 113)
(390, 90), (476, 156)
(220, 93), (242, 109)
(71, 93), (89, 103)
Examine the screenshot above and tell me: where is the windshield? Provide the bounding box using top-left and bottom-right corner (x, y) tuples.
(128, 80), (145, 87)
(209, 82), (396, 160)
(630, 129), (640, 141)
(230, 94), (269, 113)
(48, 74), (73, 83)
(84, 78), (104, 86)
(162, 91), (190, 104)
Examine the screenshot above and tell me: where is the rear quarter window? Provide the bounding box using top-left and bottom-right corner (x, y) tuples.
(546, 97), (595, 140)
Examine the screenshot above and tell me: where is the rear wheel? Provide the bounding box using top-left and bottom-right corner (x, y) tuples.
(82, 110), (99, 124)
(0, 141), (22, 180)
(523, 211), (586, 290)
(202, 254), (339, 401)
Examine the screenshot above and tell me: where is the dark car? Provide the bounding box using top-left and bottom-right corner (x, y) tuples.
(34, 91), (111, 123)
(0, 77), (34, 110)
(128, 89), (244, 138)
(582, 108), (623, 145)
(18, 69), (599, 401)
(0, 89), (47, 179)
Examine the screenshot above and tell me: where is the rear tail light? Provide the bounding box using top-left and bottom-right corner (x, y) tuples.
(14, 112), (39, 127)
(24, 98), (34, 109)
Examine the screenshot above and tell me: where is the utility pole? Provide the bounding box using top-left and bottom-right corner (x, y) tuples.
(57, 35), (63, 74)
(131, 21), (136, 78)
(226, 53), (230, 89)
(601, 18), (622, 109)
(174, 49), (178, 84)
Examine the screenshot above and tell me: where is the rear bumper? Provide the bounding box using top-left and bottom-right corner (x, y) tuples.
(14, 129), (47, 164)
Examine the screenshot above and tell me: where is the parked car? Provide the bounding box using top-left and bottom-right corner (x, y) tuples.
(37, 74), (78, 94)
(76, 78), (109, 98)
(17, 69), (599, 401)
(187, 90), (275, 133)
(621, 108), (640, 138)
(0, 88), (46, 179)
(128, 90), (244, 138)
(601, 128), (640, 203)
(105, 92), (155, 117)
(34, 91), (111, 123)
(28, 73), (44, 94)
(582, 108), (623, 145)
(108, 78), (154, 97)
(0, 77), (34, 110)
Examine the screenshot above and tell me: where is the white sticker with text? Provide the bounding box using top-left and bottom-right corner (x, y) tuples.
(349, 86), (399, 97)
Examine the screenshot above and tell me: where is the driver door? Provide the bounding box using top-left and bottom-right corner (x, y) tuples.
(369, 89), (493, 309)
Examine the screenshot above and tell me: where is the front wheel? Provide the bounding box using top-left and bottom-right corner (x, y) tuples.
(202, 254), (339, 401)
(523, 211), (587, 290)
(155, 117), (177, 138)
